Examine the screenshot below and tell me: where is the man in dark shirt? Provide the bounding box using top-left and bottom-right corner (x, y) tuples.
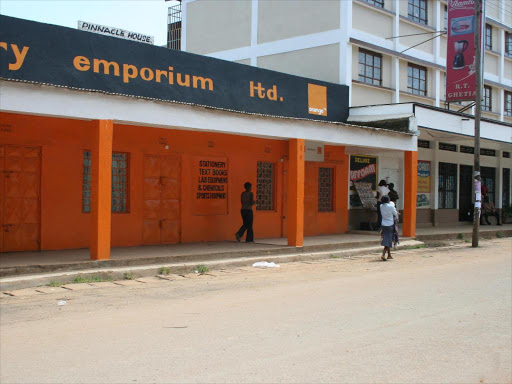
(236, 182), (255, 242)
(482, 197), (501, 225)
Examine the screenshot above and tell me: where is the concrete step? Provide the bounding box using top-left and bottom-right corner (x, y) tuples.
(0, 239), (424, 291)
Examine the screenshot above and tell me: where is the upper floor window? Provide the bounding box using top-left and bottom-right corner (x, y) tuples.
(408, 0), (427, 25)
(444, 5), (448, 31)
(505, 92), (512, 117)
(506, 32), (512, 57)
(485, 24), (492, 50)
(483, 85), (492, 112)
(362, 0), (384, 8)
(358, 49), (382, 86)
(408, 64), (427, 96)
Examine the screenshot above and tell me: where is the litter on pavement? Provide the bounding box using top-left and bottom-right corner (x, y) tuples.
(252, 261), (280, 268)
(57, 300), (67, 306)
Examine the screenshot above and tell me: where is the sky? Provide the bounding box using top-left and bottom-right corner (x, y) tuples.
(0, 0), (180, 46)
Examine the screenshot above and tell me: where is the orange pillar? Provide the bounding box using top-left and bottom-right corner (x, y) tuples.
(90, 120), (113, 260)
(288, 139), (305, 247)
(403, 151), (418, 238)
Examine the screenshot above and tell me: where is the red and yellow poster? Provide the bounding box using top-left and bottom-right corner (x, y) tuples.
(446, 0), (481, 102)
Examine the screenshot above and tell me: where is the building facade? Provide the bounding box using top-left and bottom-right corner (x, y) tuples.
(182, 0), (512, 227)
(0, 15), (418, 256)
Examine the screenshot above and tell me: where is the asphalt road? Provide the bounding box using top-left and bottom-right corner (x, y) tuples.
(1, 238), (511, 384)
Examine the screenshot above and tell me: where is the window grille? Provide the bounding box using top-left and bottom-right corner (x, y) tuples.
(460, 145), (474, 154)
(408, 0), (427, 25)
(418, 139), (430, 148)
(506, 32), (512, 57)
(256, 162), (275, 211)
(318, 167), (334, 212)
(503, 152), (511, 159)
(82, 151), (92, 213)
(358, 49), (382, 86)
(438, 162), (457, 209)
(82, 151), (129, 213)
(481, 167), (496, 204)
(503, 168), (511, 207)
(480, 148), (496, 157)
(361, 0), (384, 8)
(167, 3), (182, 50)
(111, 153), (129, 213)
(483, 86), (492, 112)
(485, 24), (492, 50)
(505, 92), (512, 117)
(408, 64), (427, 96)
(439, 142), (457, 152)
(444, 5), (448, 31)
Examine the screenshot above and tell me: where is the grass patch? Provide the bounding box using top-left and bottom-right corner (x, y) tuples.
(496, 231), (503, 238)
(48, 281), (65, 287)
(330, 254), (343, 259)
(159, 266), (171, 275)
(402, 244), (427, 250)
(123, 272), (133, 280)
(456, 233), (464, 240)
(72, 275), (113, 284)
(464, 239), (471, 243)
(195, 264), (209, 274)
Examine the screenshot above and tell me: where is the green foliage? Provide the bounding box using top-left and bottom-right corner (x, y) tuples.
(72, 275), (113, 284)
(195, 264), (209, 274)
(496, 231), (503, 238)
(159, 267), (171, 275)
(456, 233), (464, 240)
(48, 281), (65, 287)
(123, 272), (133, 280)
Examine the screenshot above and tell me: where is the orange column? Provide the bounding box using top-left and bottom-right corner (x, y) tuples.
(288, 139), (305, 247)
(90, 120), (113, 260)
(403, 151), (418, 238)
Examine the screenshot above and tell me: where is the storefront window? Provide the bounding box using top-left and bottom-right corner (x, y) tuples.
(318, 167), (334, 212)
(439, 162), (457, 209)
(256, 161), (275, 211)
(82, 151), (129, 213)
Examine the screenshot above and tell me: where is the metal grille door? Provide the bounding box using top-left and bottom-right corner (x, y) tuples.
(142, 155), (180, 245)
(1, 145), (41, 252)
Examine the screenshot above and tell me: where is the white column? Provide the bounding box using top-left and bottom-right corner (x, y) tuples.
(435, 69), (441, 107)
(393, 0), (400, 51)
(251, 0), (259, 67)
(339, 0), (353, 104)
(500, 0), (506, 22)
(181, 0), (188, 51)
(393, 57), (400, 103)
(434, 0), (441, 59)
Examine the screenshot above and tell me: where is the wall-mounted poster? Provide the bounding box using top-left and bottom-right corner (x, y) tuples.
(191, 156), (228, 215)
(350, 155), (377, 191)
(417, 160), (431, 208)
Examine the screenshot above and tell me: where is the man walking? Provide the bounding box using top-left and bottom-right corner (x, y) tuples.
(236, 182), (256, 242)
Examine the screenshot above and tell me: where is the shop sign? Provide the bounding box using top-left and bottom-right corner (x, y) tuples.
(417, 160), (431, 208)
(446, 0), (481, 102)
(305, 141), (324, 162)
(350, 155), (377, 191)
(0, 15), (349, 123)
(78, 21), (154, 45)
(191, 157), (228, 215)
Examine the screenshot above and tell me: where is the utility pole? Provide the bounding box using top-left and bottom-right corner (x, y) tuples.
(472, 0), (483, 248)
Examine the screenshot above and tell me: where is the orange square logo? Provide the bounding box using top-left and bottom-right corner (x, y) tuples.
(308, 84), (327, 116)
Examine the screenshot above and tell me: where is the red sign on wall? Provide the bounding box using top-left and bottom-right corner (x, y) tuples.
(446, 0), (480, 102)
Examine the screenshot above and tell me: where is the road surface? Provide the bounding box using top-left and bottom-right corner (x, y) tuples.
(1, 238), (511, 383)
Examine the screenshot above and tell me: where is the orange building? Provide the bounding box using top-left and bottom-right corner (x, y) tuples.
(0, 16), (418, 259)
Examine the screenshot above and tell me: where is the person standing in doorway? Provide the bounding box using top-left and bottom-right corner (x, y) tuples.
(380, 195), (399, 261)
(236, 182), (255, 243)
(376, 180), (389, 229)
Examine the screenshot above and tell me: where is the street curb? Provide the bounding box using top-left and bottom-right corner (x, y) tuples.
(415, 229), (512, 241)
(0, 240), (424, 291)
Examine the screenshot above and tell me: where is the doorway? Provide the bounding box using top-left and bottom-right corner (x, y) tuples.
(0, 145), (41, 252)
(459, 165), (473, 221)
(142, 155), (181, 245)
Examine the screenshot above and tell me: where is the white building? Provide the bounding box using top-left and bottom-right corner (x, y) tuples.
(180, 0), (512, 228)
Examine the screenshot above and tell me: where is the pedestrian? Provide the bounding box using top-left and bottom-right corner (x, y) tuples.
(388, 183), (399, 205)
(481, 196), (502, 225)
(235, 182), (255, 243)
(380, 195), (398, 261)
(376, 179), (389, 230)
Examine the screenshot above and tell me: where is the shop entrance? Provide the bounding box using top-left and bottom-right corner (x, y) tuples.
(481, 167), (496, 203)
(0, 145), (41, 252)
(142, 155), (181, 245)
(459, 165), (473, 221)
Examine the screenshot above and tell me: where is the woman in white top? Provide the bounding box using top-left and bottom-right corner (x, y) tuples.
(380, 195), (398, 261)
(376, 180), (390, 229)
